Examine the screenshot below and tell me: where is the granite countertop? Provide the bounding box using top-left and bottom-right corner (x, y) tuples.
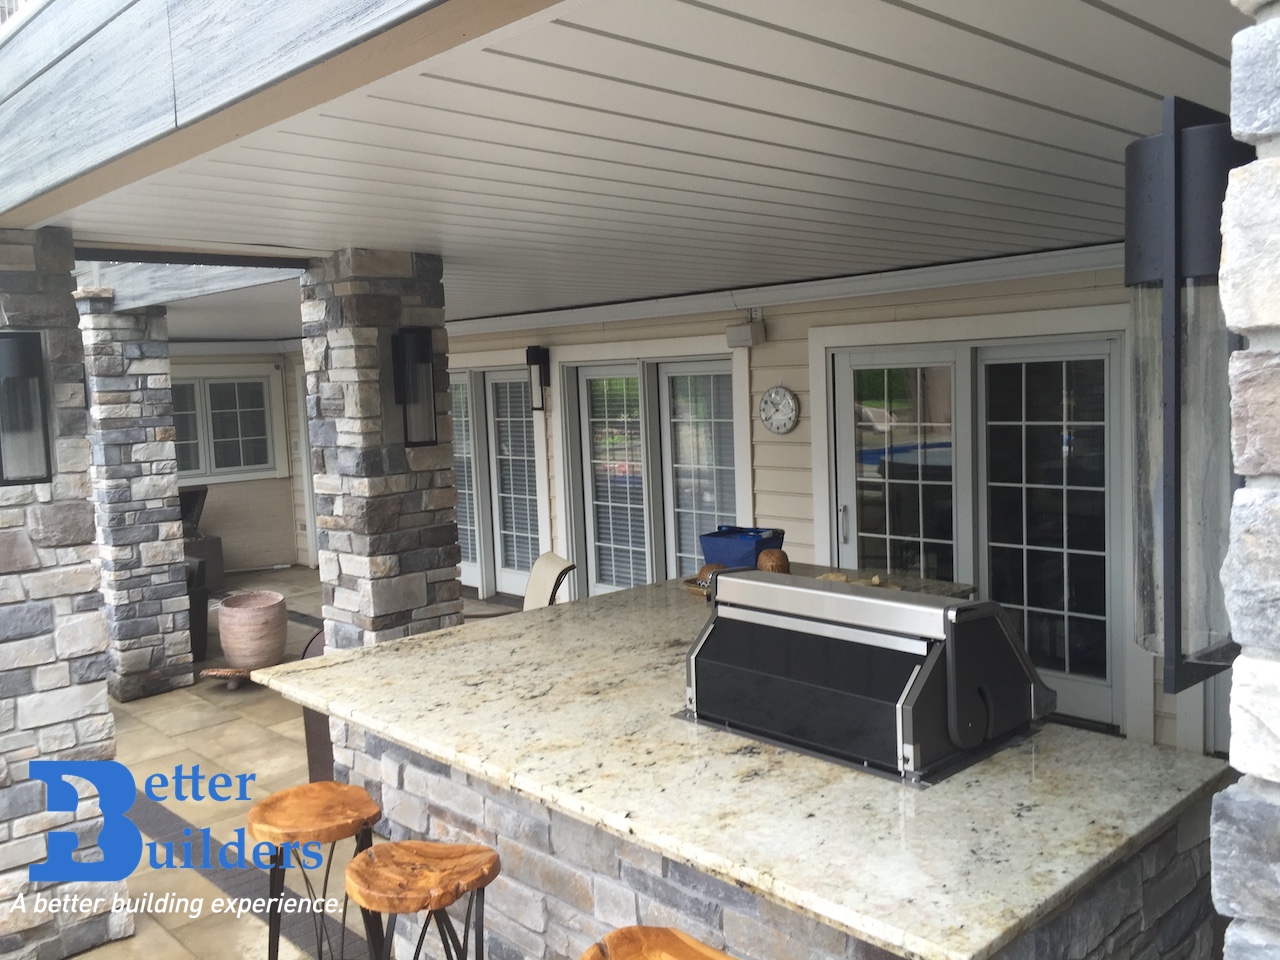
(255, 579), (1227, 960)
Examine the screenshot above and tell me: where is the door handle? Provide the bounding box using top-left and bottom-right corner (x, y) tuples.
(839, 504), (850, 544)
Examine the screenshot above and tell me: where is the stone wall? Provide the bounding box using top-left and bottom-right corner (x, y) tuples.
(77, 292), (192, 701)
(1212, 3), (1280, 958)
(300, 248), (461, 651)
(1203, 3), (1280, 957)
(336, 724), (1214, 960)
(0, 228), (129, 957)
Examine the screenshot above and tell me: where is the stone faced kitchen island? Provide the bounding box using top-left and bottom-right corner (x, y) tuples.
(255, 580), (1228, 960)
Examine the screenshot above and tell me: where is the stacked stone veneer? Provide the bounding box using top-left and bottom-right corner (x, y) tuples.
(0, 229), (129, 957)
(77, 292), (191, 701)
(336, 725), (1215, 960)
(301, 249), (461, 652)
(1212, 3), (1280, 957)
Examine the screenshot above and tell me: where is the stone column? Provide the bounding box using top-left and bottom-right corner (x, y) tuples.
(0, 229), (129, 957)
(1211, 3), (1280, 957)
(76, 291), (192, 701)
(301, 249), (461, 651)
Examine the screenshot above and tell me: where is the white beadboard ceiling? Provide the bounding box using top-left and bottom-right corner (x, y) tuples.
(46, 0), (1244, 331)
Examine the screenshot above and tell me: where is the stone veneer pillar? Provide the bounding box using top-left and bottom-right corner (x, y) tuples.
(1212, 2), (1280, 956)
(301, 249), (461, 651)
(0, 229), (129, 957)
(76, 290), (191, 701)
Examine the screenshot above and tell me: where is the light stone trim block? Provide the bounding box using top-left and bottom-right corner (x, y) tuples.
(1221, 160), (1280, 335)
(1220, 488), (1280, 652)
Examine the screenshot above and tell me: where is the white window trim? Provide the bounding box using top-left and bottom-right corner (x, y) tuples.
(172, 362), (290, 485)
(808, 303), (1150, 736)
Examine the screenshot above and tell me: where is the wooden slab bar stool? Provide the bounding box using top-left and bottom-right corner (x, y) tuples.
(345, 840), (500, 960)
(581, 926), (737, 960)
(246, 781), (382, 960)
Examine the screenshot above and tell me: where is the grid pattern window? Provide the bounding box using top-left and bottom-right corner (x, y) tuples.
(668, 373), (736, 577)
(451, 380), (478, 565)
(174, 377), (275, 478)
(491, 379), (538, 573)
(853, 366), (954, 581)
(173, 382), (201, 473)
(587, 375), (647, 588)
(985, 359), (1108, 679)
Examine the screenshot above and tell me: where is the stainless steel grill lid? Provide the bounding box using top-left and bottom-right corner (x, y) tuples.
(686, 570), (1056, 781)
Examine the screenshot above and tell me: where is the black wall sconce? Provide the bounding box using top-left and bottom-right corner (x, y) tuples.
(0, 331), (52, 485)
(391, 328), (437, 446)
(1125, 97), (1253, 693)
(527, 346), (550, 413)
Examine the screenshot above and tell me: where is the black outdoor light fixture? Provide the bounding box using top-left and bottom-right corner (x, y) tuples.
(1125, 97), (1253, 694)
(527, 346), (550, 412)
(0, 331), (52, 485)
(391, 327), (437, 446)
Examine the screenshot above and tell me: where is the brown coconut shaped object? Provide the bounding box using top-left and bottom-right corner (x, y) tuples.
(756, 548), (790, 574)
(581, 926), (737, 960)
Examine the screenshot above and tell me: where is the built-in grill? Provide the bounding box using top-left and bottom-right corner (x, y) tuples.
(686, 570), (1056, 782)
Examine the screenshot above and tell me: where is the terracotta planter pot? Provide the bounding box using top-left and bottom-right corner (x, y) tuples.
(218, 590), (288, 670)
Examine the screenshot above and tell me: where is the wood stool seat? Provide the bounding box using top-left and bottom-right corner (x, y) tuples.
(345, 841), (500, 916)
(582, 926), (736, 960)
(247, 781), (380, 846)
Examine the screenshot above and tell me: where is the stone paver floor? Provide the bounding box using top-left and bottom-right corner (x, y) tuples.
(74, 565), (514, 959)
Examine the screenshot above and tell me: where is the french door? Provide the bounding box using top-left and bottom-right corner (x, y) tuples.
(833, 338), (1122, 725)
(451, 370), (542, 597)
(577, 360), (735, 595)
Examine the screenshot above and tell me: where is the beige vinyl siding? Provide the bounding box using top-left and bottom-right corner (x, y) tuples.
(282, 352), (314, 566)
(199, 477), (297, 570)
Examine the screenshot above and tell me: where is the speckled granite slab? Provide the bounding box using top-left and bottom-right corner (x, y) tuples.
(255, 580), (1227, 960)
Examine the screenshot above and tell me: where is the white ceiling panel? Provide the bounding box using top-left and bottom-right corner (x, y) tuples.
(48, 0), (1243, 325)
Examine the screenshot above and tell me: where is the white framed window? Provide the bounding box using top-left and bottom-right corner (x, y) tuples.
(172, 363), (290, 484)
(574, 358), (736, 594)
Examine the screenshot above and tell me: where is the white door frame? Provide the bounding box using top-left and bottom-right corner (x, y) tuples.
(549, 335), (748, 594)
(808, 304), (1136, 732)
(447, 350), (551, 600)
(830, 344), (975, 584)
(487, 369), (540, 596)
(975, 337), (1124, 726)
(657, 358), (736, 578)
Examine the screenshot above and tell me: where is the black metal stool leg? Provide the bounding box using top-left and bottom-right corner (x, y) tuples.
(267, 846), (286, 960)
(378, 914), (397, 960)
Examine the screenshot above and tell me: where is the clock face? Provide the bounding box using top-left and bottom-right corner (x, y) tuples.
(759, 385), (799, 434)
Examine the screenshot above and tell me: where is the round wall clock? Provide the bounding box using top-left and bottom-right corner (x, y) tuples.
(759, 385), (799, 434)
